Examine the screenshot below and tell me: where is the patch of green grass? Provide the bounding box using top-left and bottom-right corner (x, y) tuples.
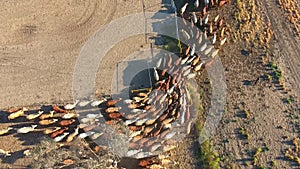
(197, 140), (221, 169)
(270, 62), (283, 82)
(195, 75), (220, 169)
(196, 115), (220, 168)
(159, 36), (182, 53)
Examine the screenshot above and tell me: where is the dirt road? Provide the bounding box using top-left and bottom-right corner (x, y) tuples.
(213, 0), (300, 168)
(260, 0), (300, 96)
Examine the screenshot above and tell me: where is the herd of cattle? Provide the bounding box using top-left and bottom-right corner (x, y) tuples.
(1, 0), (229, 168)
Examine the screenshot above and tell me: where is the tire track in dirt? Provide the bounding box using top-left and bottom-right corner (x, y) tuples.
(64, 0), (117, 33)
(260, 0), (300, 95)
(104, 0), (117, 25)
(0, 0), (119, 109)
(62, 0), (118, 54)
(52, 0), (117, 52)
(211, 1), (300, 167)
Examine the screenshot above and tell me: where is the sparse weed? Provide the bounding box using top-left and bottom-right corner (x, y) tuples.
(239, 127), (251, 140)
(270, 62), (283, 82)
(286, 96), (295, 104)
(159, 36), (181, 53)
(267, 61), (287, 89)
(266, 74), (272, 81)
(244, 109), (250, 119)
(197, 116), (220, 169)
(253, 147), (263, 165)
(271, 160), (277, 169)
(197, 140), (221, 169)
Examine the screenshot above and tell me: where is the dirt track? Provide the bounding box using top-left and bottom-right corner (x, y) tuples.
(212, 0), (300, 168)
(260, 0), (300, 96)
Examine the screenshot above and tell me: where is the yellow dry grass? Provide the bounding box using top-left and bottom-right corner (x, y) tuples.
(232, 0), (263, 44)
(278, 0), (300, 37)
